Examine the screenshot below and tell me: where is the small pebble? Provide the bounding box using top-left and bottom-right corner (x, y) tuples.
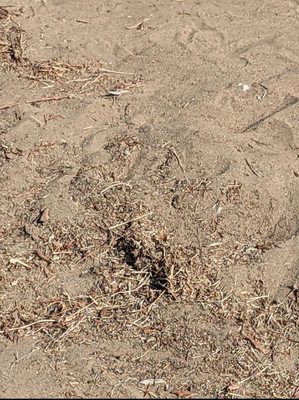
(238, 83), (250, 92)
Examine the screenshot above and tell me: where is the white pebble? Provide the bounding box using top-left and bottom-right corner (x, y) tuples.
(238, 83), (250, 92)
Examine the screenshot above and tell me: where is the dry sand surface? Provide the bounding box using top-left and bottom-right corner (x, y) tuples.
(0, 0), (299, 398)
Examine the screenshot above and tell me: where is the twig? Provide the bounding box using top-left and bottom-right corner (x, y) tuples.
(244, 158), (261, 177)
(54, 316), (87, 344)
(101, 182), (132, 194)
(126, 17), (151, 30)
(103, 89), (129, 97)
(97, 68), (134, 75)
(132, 343), (157, 361)
(10, 347), (40, 370)
(26, 95), (73, 105)
(64, 303), (94, 323)
(171, 147), (185, 173)
(35, 249), (52, 264)
(237, 363), (272, 384)
(9, 258), (31, 270)
(0, 319), (56, 334)
(111, 274), (149, 298)
(30, 115), (44, 126)
(0, 94), (73, 111)
(143, 290), (165, 314)
(108, 212), (152, 230)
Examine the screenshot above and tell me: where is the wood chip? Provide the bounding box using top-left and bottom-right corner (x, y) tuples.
(38, 207), (49, 223)
(159, 229), (168, 242)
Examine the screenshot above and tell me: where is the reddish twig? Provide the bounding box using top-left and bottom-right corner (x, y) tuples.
(0, 94), (74, 111)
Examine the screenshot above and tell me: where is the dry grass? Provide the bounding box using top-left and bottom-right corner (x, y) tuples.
(0, 6), (143, 97)
(1, 133), (298, 397)
(0, 6), (298, 399)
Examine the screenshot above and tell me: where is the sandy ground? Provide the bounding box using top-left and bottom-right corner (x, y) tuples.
(0, 0), (299, 398)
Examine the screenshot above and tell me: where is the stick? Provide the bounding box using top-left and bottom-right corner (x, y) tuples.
(171, 147), (185, 173)
(9, 258), (31, 270)
(76, 19), (88, 24)
(10, 347), (40, 370)
(0, 94), (73, 111)
(126, 18), (151, 29)
(108, 212), (152, 230)
(26, 94), (73, 105)
(97, 68), (134, 75)
(35, 249), (52, 264)
(244, 158), (261, 177)
(0, 319), (56, 334)
(101, 182), (132, 194)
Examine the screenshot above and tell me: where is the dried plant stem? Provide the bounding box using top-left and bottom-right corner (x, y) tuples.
(0, 94), (73, 111)
(108, 212), (153, 230)
(0, 319), (56, 334)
